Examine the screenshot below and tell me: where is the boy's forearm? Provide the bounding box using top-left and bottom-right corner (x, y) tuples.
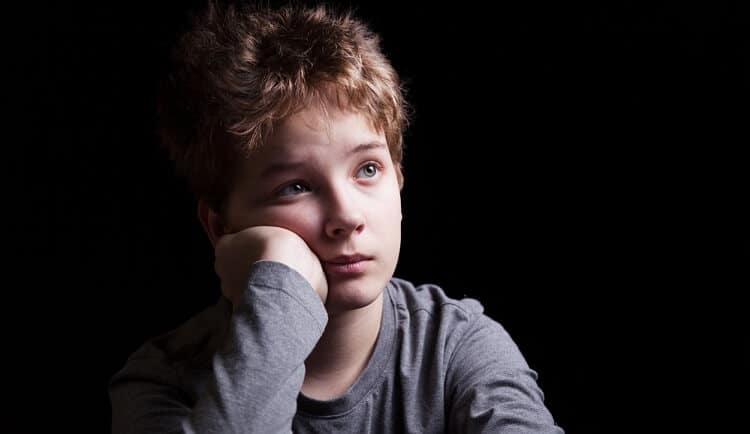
(190, 261), (327, 432)
(111, 261), (328, 434)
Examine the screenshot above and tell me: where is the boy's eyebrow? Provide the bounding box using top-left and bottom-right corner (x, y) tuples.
(348, 141), (387, 155)
(260, 141), (387, 177)
(260, 161), (306, 178)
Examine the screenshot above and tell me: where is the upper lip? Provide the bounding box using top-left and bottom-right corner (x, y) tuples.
(325, 254), (371, 264)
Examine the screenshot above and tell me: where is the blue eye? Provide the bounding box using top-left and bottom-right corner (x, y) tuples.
(357, 163), (379, 178)
(277, 182), (310, 196)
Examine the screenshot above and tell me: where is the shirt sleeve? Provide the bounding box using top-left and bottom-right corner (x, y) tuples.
(109, 260), (328, 434)
(445, 313), (564, 434)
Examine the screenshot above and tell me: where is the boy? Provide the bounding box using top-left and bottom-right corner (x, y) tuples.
(109, 2), (564, 432)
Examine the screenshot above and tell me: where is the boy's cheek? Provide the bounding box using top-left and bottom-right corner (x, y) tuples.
(222, 208), (276, 233)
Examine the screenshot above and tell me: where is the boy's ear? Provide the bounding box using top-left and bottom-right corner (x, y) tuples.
(198, 199), (225, 247)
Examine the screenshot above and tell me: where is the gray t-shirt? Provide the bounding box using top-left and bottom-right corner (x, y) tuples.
(110, 261), (563, 433)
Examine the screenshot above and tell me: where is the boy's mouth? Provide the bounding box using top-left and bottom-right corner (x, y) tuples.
(323, 254), (373, 276)
(325, 253), (372, 264)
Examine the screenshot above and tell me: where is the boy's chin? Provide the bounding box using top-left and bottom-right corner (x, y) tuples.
(323, 278), (387, 314)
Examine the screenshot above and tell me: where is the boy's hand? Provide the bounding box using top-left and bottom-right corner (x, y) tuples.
(214, 226), (328, 307)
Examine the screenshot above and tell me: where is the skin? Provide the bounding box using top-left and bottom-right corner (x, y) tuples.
(198, 103), (403, 399)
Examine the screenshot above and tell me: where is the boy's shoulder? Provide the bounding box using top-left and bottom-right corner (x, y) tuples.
(387, 276), (486, 319)
(121, 298), (231, 375)
(108, 298), (231, 406)
(385, 276), (507, 346)
(386, 277), (528, 372)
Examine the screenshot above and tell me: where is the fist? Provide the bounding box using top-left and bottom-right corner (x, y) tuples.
(214, 226), (328, 307)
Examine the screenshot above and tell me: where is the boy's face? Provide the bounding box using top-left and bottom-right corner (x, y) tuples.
(223, 106), (402, 314)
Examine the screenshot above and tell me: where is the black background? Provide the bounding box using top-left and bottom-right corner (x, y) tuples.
(10, 1), (744, 432)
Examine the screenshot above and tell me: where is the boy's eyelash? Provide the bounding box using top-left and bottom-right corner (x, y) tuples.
(360, 161), (383, 171)
(274, 180), (310, 197)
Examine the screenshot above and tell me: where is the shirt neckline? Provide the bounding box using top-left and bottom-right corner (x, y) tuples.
(296, 282), (397, 417)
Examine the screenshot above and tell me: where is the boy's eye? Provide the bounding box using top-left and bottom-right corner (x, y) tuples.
(356, 163), (379, 179)
(277, 182), (310, 197)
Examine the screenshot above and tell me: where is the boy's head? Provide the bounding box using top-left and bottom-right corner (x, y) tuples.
(158, 1), (408, 214)
(158, 2), (409, 311)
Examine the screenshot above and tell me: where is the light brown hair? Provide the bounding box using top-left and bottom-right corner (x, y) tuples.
(158, 1), (409, 212)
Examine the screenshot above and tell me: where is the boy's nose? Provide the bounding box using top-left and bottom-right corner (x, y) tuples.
(324, 190), (365, 239)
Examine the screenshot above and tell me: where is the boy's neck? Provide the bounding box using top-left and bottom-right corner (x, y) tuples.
(301, 292), (384, 400)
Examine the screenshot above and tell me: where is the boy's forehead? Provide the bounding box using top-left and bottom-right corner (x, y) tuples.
(265, 108), (385, 153)
(239, 112), (387, 173)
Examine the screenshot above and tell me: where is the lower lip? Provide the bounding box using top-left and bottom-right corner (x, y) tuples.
(324, 259), (370, 276)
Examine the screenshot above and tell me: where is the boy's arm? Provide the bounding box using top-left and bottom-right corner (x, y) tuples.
(110, 260), (328, 434)
(446, 314), (564, 434)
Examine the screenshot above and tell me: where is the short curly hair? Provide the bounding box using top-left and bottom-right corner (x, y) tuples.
(158, 1), (409, 212)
